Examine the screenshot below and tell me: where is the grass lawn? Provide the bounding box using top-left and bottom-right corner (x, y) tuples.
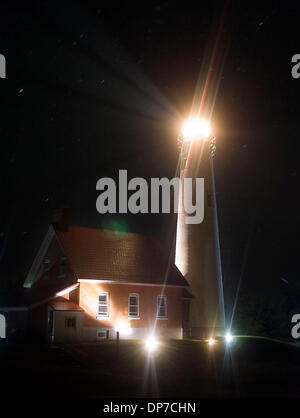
(1, 337), (300, 399)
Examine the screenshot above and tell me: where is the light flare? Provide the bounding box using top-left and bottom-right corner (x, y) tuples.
(145, 335), (159, 353)
(114, 319), (132, 335)
(208, 337), (216, 346)
(181, 118), (211, 142)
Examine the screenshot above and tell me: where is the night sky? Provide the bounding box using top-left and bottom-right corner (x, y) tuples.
(0, 0), (299, 320)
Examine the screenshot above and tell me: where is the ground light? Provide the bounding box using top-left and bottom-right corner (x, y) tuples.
(114, 319), (132, 336)
(207, 337), (216, 346)
(225, 332), (233, 343)
(181, 117), (211, 142)
(145, 335), (159, 354)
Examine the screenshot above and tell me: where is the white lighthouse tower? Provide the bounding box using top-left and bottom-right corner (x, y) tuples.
(175, 118), (225, 339)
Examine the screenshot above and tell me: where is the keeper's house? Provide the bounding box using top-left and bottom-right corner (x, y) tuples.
(0, 210), (192, 343)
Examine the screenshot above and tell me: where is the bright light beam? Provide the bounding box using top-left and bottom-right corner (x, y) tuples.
(115, 319), (132, 335)
(225, 332), (233, 343)
(208, 337), (216, 346)
(145, 335), (159, 354)
(182, 118), (211, 142)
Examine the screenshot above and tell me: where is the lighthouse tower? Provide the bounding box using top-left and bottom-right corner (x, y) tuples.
(175, 122), (225, 339)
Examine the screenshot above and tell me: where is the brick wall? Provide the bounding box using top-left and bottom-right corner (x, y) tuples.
(79, 281), (182, 332)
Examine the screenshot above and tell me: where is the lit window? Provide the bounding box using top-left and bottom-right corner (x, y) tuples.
(59, 257), (67, 277)
(128, 294), (139, 318)
(98, 292), (109, 318)
(65, 317), (76, 328)
(157, 295), (167, 318)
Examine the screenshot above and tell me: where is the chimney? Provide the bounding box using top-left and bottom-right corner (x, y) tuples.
(52, 207), (69, 232)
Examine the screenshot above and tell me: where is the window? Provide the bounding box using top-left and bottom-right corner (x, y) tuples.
(97, 330), (108, 339)
(157, 295), (167, 318)
(43, 258), (50, 279)
(128, 294), (139, 318)
(98, 292), (109, 318)
(59, 257), (67, 277)
(65, 317), (76, 328)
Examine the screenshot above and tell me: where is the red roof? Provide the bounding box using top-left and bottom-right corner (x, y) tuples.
(56, 225), (188, 287)
(50, 298), (84, 312)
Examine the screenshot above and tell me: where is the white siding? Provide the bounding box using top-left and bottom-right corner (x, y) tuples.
(53, 311), (83, 343)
